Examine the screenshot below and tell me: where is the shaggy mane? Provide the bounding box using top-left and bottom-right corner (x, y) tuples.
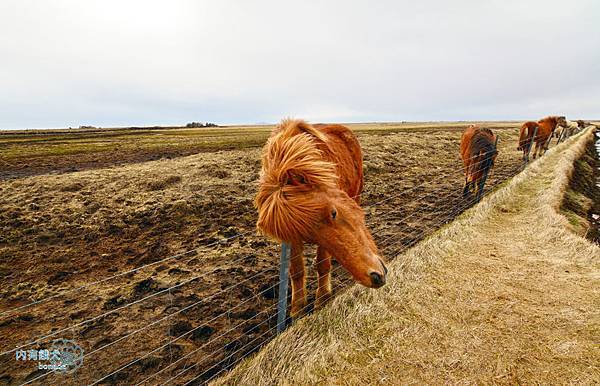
(255, 119), (338, 242)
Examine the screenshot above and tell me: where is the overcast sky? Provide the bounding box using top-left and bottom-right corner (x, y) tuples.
(0, 0), (598, 129)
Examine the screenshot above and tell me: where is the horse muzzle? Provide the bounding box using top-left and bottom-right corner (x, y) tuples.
(368, 259), (388, 288)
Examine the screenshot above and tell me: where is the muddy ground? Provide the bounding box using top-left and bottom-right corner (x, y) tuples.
(0, 124), (526, 385)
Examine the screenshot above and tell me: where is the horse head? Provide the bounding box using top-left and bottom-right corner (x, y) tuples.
(255, 125), (387, 289)
(305, 188), (387, 288)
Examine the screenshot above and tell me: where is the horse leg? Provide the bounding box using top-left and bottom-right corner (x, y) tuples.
(314, 246), (332, 309)
(542, 138), (550, 155)
(462, 176), (470, 198)
(289, 242), (307, 317)
(532, 141), (539, 159)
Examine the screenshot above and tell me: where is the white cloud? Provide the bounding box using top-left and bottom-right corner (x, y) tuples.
(1, 0), (599, 129)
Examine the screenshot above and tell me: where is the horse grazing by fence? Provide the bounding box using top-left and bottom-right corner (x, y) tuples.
(255, 119), (387, 317)
(532, 116), (566, 158)
(460, 125), (498, 200)
(517, 121), (539, 161)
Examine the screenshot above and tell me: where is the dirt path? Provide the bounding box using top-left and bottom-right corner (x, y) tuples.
(213, 129), (599, 385)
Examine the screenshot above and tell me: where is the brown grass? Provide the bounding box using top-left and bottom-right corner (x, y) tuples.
(0, 124), (526, 384)
(0, 121), (519, 180)
(213, 128), (599, 385)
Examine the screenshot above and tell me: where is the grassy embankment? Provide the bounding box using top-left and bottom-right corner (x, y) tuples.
(214, 127), (599, 385)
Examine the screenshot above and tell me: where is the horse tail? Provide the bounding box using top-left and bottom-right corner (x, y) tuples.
(518, 124), (530, 150)
(470, 132), (496, 175)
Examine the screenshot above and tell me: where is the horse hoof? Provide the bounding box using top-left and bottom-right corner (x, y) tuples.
(314, 291), (332, 309)
(290, 302), (309, 318)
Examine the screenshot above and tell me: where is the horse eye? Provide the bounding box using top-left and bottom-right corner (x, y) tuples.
(331, 209), (337, 220)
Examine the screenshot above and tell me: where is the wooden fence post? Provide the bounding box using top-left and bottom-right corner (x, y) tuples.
(276, 242), (291, 334)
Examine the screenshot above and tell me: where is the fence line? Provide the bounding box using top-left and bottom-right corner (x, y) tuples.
(100, 256), (356, 386)
(4, 146), (510, 383)
(376, 159), (526, 249)
(179, 191), (497, 385)
(162, 156), (517, 383)
(25, 175), (515, 384)
(4, 126), (583, 385)
(0, 229), (257, 320)
(165, 260), (357, 385)
(0, 142), (506, 355)
(178, 157), (534, 384)
(1, 143), (506, 325)
(362, 144), (506, 208)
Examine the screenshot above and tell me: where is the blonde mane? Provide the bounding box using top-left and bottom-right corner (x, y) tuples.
(255, 119), (338, 242)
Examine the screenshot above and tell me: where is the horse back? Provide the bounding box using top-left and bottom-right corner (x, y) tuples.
(537, 116), (563, 141)
(461, 125), (496, 181)
(313, 124), (364, 202)
(460, 125), (479, 165)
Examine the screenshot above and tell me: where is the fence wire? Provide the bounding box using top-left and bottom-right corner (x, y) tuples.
(1, 126), (585, 386)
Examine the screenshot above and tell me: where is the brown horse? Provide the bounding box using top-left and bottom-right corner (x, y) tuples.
(532, 116), (566, 158)
(460, 125), (498, 199)
(255, 119), (387, 317)
(517, 121), (539, 161)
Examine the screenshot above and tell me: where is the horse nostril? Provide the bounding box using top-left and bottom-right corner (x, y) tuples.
(370, 272), (385, 287)
(378, 258), (388, 275)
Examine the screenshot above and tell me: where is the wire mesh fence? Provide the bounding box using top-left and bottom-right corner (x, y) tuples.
(0, 126), (583, 385)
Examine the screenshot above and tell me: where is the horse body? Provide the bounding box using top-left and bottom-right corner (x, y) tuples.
(517, 121), (538, 160)
(256, 119), (386, 317)
(460, 125), (498, 198)
(533, 115), (566, 158)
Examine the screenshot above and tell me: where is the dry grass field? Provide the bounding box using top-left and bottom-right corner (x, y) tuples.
(214, 128), (599, 385)
(0, 122), (517, 180)
(0, 121), (578, 384)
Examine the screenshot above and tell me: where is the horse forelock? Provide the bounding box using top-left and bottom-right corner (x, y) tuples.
(255, 120), (338, 242)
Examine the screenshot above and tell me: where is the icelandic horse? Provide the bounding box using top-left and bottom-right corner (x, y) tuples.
(460, 125), (498, 201)
(532, 116), (566, 158)
(255, 119), (387, 317)
(517, 121), (539, 161)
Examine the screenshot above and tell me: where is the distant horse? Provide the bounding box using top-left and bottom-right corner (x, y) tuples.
(517, 121), (539, 161)
(255, 119), (387, 317)
(531, 116), (566, 158)
(556, 119), (578, 141)
(460, 125), (498, 200)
